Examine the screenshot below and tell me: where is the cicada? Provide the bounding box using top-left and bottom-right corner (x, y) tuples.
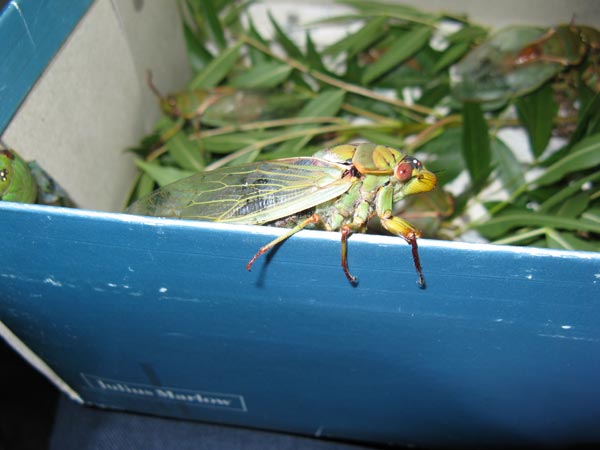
(0, 149), (37, 203)
(146, 72), (306, 139)
(1, 148), (77, 207)
(127, 143), (437, 288)
(451, 24), (600, 102)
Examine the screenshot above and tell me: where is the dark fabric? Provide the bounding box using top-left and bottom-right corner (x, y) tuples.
(49, 396), (375, 450)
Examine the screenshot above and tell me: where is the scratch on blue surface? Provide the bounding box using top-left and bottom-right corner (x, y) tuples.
(9, 1), (36, 51)
(44, 276), (62, 287)
(537, 333), (599, 343)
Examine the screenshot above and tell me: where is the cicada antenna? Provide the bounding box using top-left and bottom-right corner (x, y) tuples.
(146, 70), (164, 100)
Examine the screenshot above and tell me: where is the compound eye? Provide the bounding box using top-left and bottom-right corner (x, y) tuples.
(394, 162), (414, 182)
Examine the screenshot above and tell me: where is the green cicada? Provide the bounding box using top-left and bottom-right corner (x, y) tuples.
(127, 143), (438, 288)
(0, 149), (38, 203)
(1, 148), (77, 207)
(452, 24), (600, 102)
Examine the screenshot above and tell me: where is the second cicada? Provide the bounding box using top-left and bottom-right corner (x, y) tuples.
(126, 143), (437, 288)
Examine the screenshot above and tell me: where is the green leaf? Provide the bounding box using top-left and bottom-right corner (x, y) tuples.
(188, 41), (242, 89)
(582, 207), (600, 227)
(131, 172), (156, 203)
(156, 117), (205, 171)
(229, 62), (293, 88)
(268, 12), (304, 60)
(274, 89), (346, 154)
(570, 92), (600, 145)
(539, 170), (600, 213)
(202, 131), (279, 153)
(515, 83), (558, 158)
(432, 41), (470, 74)
(462, 102), (492, 187)
(182, 21), (214, 72)
(323, 16), (388, 57)
(336, 0), (439, 23)
(546, 230), (599, 252)
(305, 32), (327, 72)
(197, 0), (227, 50)
(492, 137), (526, 194)
(534, 133), (600, 187)
(361, 26), (432, 84)
(418, 127), (465, 186)
(445, 25), (488, 44)
(555, 191), (590, 218)
(359, 130), (405, 148)
(417, 82), (450, 107)
(477, 212), (600, 239)
(247, 18), (271, 65)
(134, 160), (195, 187)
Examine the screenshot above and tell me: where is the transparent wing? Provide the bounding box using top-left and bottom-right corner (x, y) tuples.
(126, 157), (352, 224)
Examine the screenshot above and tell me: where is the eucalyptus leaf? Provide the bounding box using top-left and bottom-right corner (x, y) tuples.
(546, 230), (599, 252)
(268, 12), (304, 60)
(539, 170), (600, 213)
(134, 159), (195, 187)
(359, 130), (406, 148)
(247, 18), (271, 65)
(336, 0), (439, 22)
(445, 25), (488, 44)
(188, 41), (242, 89)
(492, 136), (525, 194)
(130, 172), (157, 204)
(197, 0), (227, 50)
(323, 15), (388, 57)
(432, 41), (470, 74)
(156, 117), (205, 171)
(362, 26), (432, 84)
(477, 212), (600, 239)
(182, 21), (214, 72)
(554, 190), (589, 217)
(274, 90), (346, 154)
(462, 102), (492, 187)
(515, 83), (558, 158)
(569, 92), (600, 145)
(534, 133), (600, 187)
(229, 62), (292, 88)
(305, 32), (327, 72)
(202, 131), (280, 153)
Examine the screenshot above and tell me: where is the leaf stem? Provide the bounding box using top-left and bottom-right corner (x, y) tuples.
(241, 35), (440, 119)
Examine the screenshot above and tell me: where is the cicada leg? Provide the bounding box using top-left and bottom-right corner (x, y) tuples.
(376, 184), (427, 288)
(246, 214), (321, 272)
(380, 215), (425, 289)
(341, 225), (358, 285)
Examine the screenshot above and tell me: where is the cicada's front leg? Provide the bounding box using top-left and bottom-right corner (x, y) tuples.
(376, 185), (426, 288)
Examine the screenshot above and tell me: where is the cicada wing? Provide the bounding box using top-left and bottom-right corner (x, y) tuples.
(126, 158), (352, 225)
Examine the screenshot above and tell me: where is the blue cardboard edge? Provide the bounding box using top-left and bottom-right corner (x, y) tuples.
(2, 201), (600, 448)
(2, 200), (599, 278)
(0, 0), (94, 133)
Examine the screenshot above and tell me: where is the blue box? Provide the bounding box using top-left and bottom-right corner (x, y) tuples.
(2, 2), (600, 448)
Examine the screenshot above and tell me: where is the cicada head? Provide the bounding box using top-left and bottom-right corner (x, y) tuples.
(392, 156), (437, 202)
(0, 149), (15, 197)
(159, 95), (182, 117)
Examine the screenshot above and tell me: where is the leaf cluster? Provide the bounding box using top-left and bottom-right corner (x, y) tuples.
(125, 0), (600, 252)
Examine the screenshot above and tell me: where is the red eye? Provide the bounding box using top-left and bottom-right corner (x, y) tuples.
(394, 162), (413, 181)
